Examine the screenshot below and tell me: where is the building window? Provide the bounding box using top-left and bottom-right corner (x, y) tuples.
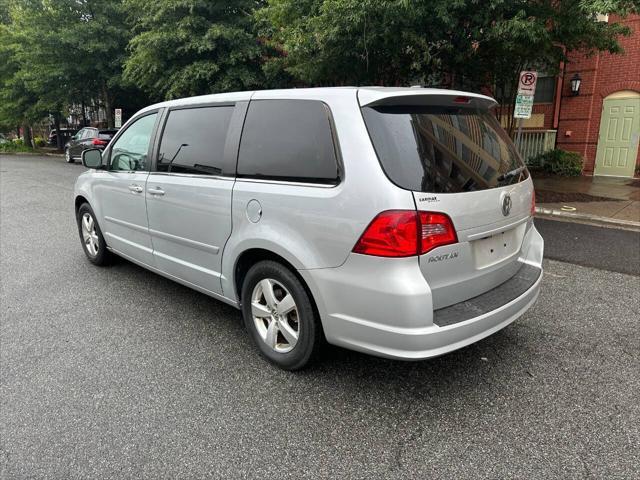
(534, 76), (556, 104)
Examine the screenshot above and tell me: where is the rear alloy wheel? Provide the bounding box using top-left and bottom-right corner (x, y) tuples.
(241, 260), (322, 370)
(251, 278), (300, 354)
(65, 148), (74, 163)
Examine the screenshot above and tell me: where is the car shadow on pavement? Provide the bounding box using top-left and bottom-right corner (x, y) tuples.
(104, 255), (534, 405)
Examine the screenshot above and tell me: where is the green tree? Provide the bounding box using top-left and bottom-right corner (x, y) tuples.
(0, 1), (39, 145)
(256, 0), (438, 86)
(435, 0), (640, 133)
(259, 0), (639, 133)
(1, 0), (138, 143)
(124, 0), (264, 100)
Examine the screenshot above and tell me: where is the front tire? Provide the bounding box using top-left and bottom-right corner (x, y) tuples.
(241, 260), (322, 370)
(76, 203), (112, 266)
(65, 148), (74, 163)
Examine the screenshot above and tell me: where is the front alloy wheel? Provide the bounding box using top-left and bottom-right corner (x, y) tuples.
(81, 212), (99, 257)
(76, 203), (112, 266)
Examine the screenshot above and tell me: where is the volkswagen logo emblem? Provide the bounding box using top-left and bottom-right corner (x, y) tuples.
(502, 194), (512, 216)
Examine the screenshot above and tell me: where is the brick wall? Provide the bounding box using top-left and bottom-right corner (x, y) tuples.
(556, 14), (640, 175)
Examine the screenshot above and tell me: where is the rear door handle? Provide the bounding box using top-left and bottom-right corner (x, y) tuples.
(148, 187), (165, 196)
(128, 184), (143, 193)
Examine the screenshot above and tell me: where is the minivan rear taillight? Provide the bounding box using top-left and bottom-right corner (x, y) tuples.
(418, 212), (458, 254)
(352, 210), (457, 257)
(531, 189), (536, 216)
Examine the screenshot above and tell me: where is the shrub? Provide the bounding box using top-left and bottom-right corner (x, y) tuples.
(12, 138), (24, 146)
(0, 142), (33, 153)
(532, 149), (583, 176)
(34, 136), (47, 147)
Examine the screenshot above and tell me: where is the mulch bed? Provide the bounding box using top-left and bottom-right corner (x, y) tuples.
(535, 189), (622, 204)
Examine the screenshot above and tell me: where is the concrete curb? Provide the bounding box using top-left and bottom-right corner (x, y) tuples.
(535, 207), (640, 231)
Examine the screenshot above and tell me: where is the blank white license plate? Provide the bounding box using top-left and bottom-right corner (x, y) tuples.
(473, 223), (526, 269)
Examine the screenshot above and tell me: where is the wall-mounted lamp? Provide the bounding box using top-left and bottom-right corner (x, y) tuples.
(570, 73), (582, 96)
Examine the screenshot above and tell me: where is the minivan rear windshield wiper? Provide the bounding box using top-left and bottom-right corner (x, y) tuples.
(497, 166), (526, 182)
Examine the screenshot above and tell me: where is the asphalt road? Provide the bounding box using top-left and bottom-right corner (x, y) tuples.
(535, 218), (640, 276)
(1, 155), (639, 479)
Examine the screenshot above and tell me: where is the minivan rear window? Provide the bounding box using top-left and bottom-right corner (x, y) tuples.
(361, 105), (528, 193)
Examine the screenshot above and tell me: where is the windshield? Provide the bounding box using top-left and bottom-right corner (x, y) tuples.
(361, 105), (528, 193)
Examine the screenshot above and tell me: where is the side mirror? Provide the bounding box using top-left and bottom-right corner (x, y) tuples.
(82, 148), (103, 169)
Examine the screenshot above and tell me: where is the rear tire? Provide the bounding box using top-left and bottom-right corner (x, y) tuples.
(241, 260), (322, 370)
(65, 148), (74, 163)
(76, 203), (112, 266)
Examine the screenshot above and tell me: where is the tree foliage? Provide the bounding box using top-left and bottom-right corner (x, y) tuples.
(0, 0), (141, 138)
(1, 0), (638, 137)
(255, 0), (438, 86)
(124, 0), (264, 100)
(258, 0), (638, 134)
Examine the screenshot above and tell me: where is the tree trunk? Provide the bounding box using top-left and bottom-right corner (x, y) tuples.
(22, 123), (32, 148)
(102, 84), (113, 128)
(54, 114), (63, 152)
(81, 98), (88, 127)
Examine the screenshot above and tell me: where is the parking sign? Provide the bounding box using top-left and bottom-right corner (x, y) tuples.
(114, 108), (122, 128)
(517, 71), (538, 96)
(514, 94), (534, 119)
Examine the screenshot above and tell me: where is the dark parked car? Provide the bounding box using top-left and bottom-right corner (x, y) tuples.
(65, 128), (118, 163)
(48, 128), (78, 147)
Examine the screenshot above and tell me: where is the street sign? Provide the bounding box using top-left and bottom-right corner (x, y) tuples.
(514, 94), (534, 119)
(517, 70), (538, 96)
(114, 108), (122, 128)
(514, 70), (538, 150)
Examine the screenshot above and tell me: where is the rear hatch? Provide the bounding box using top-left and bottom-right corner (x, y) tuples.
(98, 129), (118, 140)
(96, 129), (118, 147)
(359, 89), (535, 309)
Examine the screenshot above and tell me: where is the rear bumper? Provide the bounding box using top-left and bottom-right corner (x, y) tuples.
(300, 224), (543, 360)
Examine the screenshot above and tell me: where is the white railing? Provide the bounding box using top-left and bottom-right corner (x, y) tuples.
(517, 130), (557, 165)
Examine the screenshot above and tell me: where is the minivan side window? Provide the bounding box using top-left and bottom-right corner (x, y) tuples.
(109, 113), (158, 172)
(157, 106), (234, 176)
(237, 100), (339, 184)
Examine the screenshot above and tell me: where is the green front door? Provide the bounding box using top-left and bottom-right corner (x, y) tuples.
(594, 96), (640, 177)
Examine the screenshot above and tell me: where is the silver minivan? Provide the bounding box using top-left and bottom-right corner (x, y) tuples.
(74, 87), (543, 370)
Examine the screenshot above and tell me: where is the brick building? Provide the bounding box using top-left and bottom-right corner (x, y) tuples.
(514, 14), (640, 177)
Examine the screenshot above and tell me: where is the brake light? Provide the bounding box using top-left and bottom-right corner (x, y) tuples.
(531, 190), (536, 216)
(453, 96), (471, 104)
(92, 138), (108, 146)
(352, 210), (457, 257)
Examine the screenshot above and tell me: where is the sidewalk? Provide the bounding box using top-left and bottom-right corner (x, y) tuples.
(533, 175), (640, 230)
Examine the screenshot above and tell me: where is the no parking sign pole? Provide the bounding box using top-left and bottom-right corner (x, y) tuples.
(514, 71), (537, 150)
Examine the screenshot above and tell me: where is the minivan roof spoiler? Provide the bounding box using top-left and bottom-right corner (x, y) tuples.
(357, 87), (498, 110)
